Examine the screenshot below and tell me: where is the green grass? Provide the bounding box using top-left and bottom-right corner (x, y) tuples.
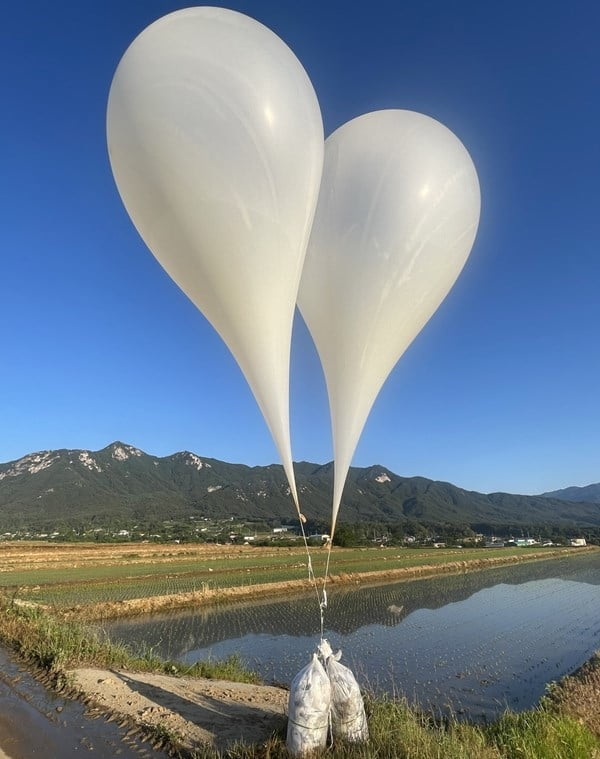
(486, 708), (599, 759)
(185, 696), (600, 758)
(0, 596), (259, 683)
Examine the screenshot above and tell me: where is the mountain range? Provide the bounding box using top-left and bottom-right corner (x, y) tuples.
(0, 442), (598, 531)
(541, 483), (600, 503)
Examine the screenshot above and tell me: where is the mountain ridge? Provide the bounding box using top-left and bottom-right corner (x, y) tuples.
(541, 482), (600, 504)
(1, 442), (598, 530)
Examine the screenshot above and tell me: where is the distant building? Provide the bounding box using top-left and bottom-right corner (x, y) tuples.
(569, 538), (587, 547)
(515, 538), (537, 547)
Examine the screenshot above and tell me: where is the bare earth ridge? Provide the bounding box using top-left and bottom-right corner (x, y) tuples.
(69, 667), (288, 753)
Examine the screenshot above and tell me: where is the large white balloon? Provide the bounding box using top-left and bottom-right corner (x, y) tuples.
(107, 8), (324, 508)
(298, 110), (480, 536)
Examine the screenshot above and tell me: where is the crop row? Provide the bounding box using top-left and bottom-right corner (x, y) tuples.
(1, 546), (560, 608)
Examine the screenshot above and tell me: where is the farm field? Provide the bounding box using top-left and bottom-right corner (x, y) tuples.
(0, 542), (598, 758)
(102, 550), (600, 720)
(0, 541), (589, 613)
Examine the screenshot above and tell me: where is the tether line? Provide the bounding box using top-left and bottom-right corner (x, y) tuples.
(293, 504), (325, 639)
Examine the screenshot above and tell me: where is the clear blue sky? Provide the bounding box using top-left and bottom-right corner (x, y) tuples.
(1, 0), (598, 495)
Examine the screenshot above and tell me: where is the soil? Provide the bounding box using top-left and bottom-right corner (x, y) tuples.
(0, 542), (289, 573)
(69, 667), (289, 754)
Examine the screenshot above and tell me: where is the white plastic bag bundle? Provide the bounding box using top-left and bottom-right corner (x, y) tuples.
(286, 653), (331, 756)
(325, 649), (369, 742)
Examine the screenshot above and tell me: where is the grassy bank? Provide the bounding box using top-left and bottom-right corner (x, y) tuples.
(0, 596), (259, 684)
(219, 698), (600, 759)
(0, 596), (598, 758)
(546, 651), (600, 740)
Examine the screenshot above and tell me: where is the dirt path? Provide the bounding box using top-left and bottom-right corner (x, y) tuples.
(69, 667), (288, 753)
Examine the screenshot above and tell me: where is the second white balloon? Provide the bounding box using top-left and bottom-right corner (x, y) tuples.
(298, 109), (481, 536)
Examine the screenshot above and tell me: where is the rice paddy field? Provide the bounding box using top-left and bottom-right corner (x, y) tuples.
(1, 541), (599, 757)
(101, 550), (600, 721)
(0, 541), (581, 610)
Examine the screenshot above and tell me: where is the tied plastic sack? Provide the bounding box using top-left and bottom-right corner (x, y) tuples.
(323, 645), (368, 742)
(286, 653), (331, 756)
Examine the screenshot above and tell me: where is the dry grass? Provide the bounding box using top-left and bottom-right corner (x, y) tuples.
(0, 541), (278, 572)
(545, 652), (600, 739)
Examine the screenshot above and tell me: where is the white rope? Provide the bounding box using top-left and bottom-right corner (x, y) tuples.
(292, 500), (335, 641)
(291, 491), (336, 642)
(294, 509), (324, 635)
(320, 537), (335, 635)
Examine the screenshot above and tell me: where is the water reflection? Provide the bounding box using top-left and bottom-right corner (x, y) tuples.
(102, 552), (600, 719)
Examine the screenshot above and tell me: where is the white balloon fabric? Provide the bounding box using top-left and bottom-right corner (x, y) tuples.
(298, 110), (480, 537)
(107, 7), (324, 509)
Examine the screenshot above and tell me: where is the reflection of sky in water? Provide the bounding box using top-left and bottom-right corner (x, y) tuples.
(104, 553), (600, 719)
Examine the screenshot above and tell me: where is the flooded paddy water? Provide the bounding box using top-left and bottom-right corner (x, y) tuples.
(102, 551), (600, 721)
